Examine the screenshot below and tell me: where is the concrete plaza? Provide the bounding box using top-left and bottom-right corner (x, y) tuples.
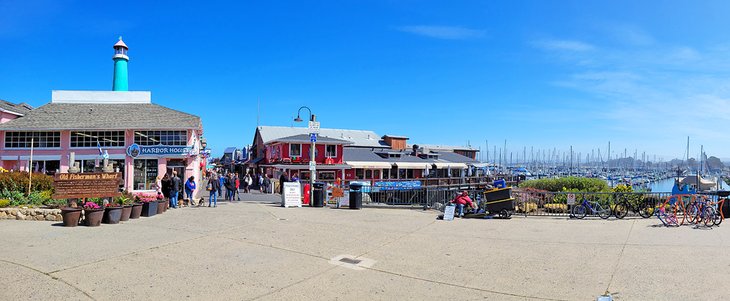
(1, 192), (729, 301)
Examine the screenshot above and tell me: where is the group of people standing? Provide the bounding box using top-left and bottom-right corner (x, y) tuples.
(158, 170), (198, 209)
(204, 170), (272, 207)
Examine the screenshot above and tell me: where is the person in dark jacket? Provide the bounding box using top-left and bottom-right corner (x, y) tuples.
(209, 173), (220, 207)
(279, 173), (288, 194)
(170, 170), (182, 208)
(161, 173), (172, 202)
(225, 174), (236, 201)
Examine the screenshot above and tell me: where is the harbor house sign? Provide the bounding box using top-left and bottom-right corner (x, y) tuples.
(126, 143), (193, 158)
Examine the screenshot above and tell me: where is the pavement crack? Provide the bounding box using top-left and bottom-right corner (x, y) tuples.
(0, 259), (96, 301)
(605, 219), (636, 295)
(362, 265), (570, 301)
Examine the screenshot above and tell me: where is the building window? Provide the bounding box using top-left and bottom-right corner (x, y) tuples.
(365, 170), (373, 179)
(355, 169), (364, 179)
(134, 130), (187, 146)
(325, 145), (336, 157)
(29, 160), (60, 175)
(133, 159), (158, 190)
(71, 131), (125, 148)
(382, 169), (390, 179)
(318, 171), (335, 181)
(290, 144), (301, 157)
(4, 132), (61, 148)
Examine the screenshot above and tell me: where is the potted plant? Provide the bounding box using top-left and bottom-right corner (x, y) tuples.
(117, 195), (134, 221)
(129, 193), (144, 219)
(83, 199), (104, 227)
(139, 193), (158, 217)
(156, 192), (166, 215)
(103, 198), (124, 224)
(60, 200), (82, 227)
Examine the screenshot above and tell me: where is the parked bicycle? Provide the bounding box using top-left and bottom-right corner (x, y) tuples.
(612, 194), (659, 219)
(571, 195), (611, 219)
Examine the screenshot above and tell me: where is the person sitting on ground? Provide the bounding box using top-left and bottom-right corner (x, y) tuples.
(450, 190), (474, 218)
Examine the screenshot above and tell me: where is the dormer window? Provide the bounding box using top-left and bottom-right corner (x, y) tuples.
(290, 143), (302, 157)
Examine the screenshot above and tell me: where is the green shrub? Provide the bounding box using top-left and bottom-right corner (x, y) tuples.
(0, 199), (10, 207)
(519, 177), (609, 192)
(43, 198), (68, 208)
(1, 188), (27, 206)
(0, 172), (54, 193)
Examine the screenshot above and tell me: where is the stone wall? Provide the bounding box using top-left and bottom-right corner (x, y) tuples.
(0, 208), (62, 221)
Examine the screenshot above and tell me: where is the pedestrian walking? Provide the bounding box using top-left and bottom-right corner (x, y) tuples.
(258, 174), (264, 192)
(263, 174), (271, 193)
(279, 173), (288, 194)
(234, 173), (240, 201)
(185, 176), (196, 206)
(170, 170), (181, 208)
(244, 173), (253, 193)
(208, 173), (220, 207)
(218, 172), (224, 198)
(225, 173), (236, 200)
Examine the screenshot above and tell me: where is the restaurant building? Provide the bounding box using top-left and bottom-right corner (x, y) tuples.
(0, 38), (205, 192)
(249, 126), (480, 184)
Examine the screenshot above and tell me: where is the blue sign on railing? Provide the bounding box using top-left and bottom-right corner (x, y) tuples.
(126, 143), (193, 158)
(373, 181), (422, 191)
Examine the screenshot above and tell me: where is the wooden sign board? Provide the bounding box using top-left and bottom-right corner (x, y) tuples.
(53, 172), (122, 199)
(443, 205), (456, 221)
(281, 182), (302, 208)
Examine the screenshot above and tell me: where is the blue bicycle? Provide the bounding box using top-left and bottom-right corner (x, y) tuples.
(571, 196), (611, 219)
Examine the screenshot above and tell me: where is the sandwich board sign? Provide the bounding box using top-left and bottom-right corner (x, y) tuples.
(443, 205), (456, 221)
(282, 182), (302, 208)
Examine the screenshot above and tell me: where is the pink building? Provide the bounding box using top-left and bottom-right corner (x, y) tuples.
(0, 91), (205, 193)
(0, 38), (205, 193)
(0, 100), (33, 124)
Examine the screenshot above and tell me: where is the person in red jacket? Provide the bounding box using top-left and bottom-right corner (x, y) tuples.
(451, 190), (474, 218)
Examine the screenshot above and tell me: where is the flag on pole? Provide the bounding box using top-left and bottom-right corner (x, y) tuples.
(97, 140), (103, 156)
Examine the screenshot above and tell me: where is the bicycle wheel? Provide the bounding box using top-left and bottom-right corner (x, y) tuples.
(639, 199), (655, 218)
(703, 207), (716, 228)
(614, 201), (629, 219)
(685, 203), (698, 225)
(572, 204), (587, 219)
(598, 203), (611, 219)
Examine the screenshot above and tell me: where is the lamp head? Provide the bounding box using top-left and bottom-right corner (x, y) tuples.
(294, 116), (303, 122)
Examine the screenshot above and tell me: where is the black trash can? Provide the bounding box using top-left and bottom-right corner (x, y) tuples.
(722, 197), (730, 218)
(312, 182), (326, 207)
(349, 183), (363, 209)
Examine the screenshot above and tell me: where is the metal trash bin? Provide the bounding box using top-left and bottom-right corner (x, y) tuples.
(349, 183), (363, 209)
(312, 182), (325, 207)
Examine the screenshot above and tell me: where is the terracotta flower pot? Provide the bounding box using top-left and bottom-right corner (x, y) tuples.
(84, 208), (104, 227)
(141, 201), (157, 217)
(60, 207), (82, 227)
(130, 203), (143, 219)
(103, 206), (123, 224)
(120, 205), (133, 221)
(157, 200), (166, 214)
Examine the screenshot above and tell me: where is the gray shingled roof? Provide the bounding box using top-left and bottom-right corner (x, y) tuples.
(272, 134), (353, 145)
(432, 151), (479, 164)
(0, 103), (201, 130)
(257, 126), (387, 148)
(0, 100), (33, 116)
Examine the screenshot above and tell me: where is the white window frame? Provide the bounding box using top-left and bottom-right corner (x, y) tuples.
(325, 144), (337, 158)
(290, 143), (302, 158)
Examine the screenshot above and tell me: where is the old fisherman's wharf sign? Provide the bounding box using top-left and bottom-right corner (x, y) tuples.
(126, 143), (193, 158)
(53, 172), (122, 199)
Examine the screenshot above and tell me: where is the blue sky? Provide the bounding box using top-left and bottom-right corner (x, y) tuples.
(2, 0), (730, 161)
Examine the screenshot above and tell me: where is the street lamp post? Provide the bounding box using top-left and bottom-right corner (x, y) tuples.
(294, 106), (318, 207)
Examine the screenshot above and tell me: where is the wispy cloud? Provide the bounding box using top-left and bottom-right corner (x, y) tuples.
(532, 39), (596, 52)
(527, 23), (730, 157)
(396, 25), (485, 40)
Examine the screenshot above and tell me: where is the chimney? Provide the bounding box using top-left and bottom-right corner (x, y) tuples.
(382, 135), (409, 151)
